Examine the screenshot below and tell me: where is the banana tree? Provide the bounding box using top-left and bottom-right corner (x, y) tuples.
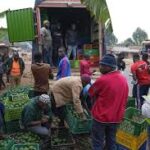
(81, 0), (112, 57)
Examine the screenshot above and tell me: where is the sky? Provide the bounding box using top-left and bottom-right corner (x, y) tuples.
(0, 0), (150, 42)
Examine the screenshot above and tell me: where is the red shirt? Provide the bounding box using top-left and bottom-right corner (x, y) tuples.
(89, 71), (128, 123)
(131, 60), (150, 85)
(80, 60), (92, 76)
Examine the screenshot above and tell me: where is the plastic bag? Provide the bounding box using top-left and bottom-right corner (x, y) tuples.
(142, 95), (150, 118)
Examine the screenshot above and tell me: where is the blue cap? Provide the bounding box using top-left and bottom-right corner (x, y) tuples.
(100, 54), (117, 68)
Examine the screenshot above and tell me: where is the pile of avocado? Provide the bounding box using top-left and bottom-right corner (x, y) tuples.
(13, 144), (37, 150)
(51, 138), (67, 146)
(52, 117), (60, 127)
(5, 99), (28, 109)
(0, 139), (13, 149)
(68, 105), (82, 119)
(10, 132), (40, 144)
(51, 128), (74, 147)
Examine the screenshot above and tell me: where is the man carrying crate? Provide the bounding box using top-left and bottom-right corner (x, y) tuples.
(51, 74), (91, 127)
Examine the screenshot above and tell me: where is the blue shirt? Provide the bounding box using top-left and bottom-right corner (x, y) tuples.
(57, 56), (71, 80)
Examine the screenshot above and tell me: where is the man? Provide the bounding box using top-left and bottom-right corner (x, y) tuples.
(65, 24), (78, 60)
(21, 94), (51, 137)
(51, 74), (91, 126)
(142, 53), (150, 65)
(117, 52), (126, 72)
(56, 47), (71, 80)
(89, 54), (128, 150)
(52, 23), (63, 67)
(2, 51), (10, 83)
(31, 52), (53, 97)
(41, 20), (53, 66)
(7, 51), (25, 87)
(0, 102), (4, 139)
(131, 54), (150, 109)
(0, 57), (5, 90)
(80, 54), (96, 76)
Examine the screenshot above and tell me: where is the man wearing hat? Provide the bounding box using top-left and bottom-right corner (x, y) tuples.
(51, 74), (91, 126)
(6, 51), (25, 87)
(21, 94), (52, 136)
(89, 54), (128, 150)
(40, 20), (53, 66)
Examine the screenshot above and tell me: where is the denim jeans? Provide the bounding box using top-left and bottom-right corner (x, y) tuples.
(92, 119), (118, 150)
(42, 47), (53, 66)
(136, 84), (149, 109)
(28, 125), (50, 137)
(67, 45), (77, 60)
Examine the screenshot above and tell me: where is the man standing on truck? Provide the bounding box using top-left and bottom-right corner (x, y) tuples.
(89, 54), (128, 150)
(41, 20), (53, 66)
(65, 24), (78, 60)
(52, 22), (63, 67)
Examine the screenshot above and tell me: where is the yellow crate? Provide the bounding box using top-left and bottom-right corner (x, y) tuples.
(116, 130), (148, 150)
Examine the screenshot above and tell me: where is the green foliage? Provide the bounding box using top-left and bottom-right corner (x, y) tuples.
(132, 27), (148, 45)
(123, 38), (135, 47)
(81, 0), (112, 31)
(105, 31), (118, 46)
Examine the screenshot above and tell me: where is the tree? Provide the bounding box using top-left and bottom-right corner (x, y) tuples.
(81, 0), (111, 27)
(105, 31), (118, 46)
(132, 27), (148, 45)
(123, 38), (135, 47)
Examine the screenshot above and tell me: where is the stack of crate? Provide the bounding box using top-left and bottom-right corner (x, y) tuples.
(116, 107), (148, 150)
(83, 44), (99, 67)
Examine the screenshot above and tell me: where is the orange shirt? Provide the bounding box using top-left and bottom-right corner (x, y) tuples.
(11, 59), (21, 76)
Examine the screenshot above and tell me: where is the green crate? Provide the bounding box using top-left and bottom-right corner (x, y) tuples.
(70, 60), (79, 68)
(126, 97), (135, 108)
(65, 104), (92, 134)
(12, 143), (39, 150)
(84, 49), (99, 56)
(51, 128), (75, 150)
(4, 99), (29, 122)
(3, 120), (21, 134)
(119, 107), (147, 136)
(0, 138), (14, 150)
(9, 132), (41, 144)
(5, 107), (24, 122)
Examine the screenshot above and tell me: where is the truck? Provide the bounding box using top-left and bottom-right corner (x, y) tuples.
(141, 40), (150, 55)
(5, 0), (104, 63)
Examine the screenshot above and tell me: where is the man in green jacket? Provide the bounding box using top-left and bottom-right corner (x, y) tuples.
(21, 94), (52, 137)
